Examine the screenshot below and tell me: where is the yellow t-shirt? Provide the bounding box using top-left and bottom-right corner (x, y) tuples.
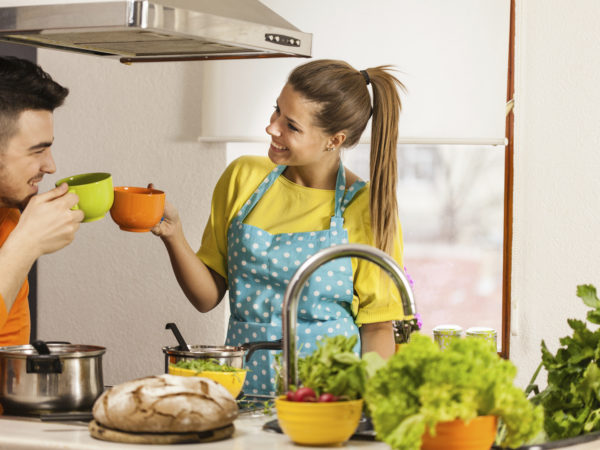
(197, 155), (405, 325)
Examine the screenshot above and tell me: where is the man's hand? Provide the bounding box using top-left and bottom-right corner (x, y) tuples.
(0, 183), (84, 314)
(14, 183), (85, 258)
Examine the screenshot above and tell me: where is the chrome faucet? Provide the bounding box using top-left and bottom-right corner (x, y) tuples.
(281, 243), (416, 392)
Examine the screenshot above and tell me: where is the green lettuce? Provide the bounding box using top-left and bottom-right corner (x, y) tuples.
(364, 333), (543, 450)
(297, 334), (366, 400)
(172, 358), (244, 372)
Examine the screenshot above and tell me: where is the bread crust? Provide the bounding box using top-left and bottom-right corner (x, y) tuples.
(92, 374), (239, 432)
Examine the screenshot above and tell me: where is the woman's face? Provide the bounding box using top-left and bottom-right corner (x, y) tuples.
(265, 83), (332, 167)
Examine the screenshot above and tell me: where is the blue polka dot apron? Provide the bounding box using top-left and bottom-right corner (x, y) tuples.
(226, 161), (366, 396)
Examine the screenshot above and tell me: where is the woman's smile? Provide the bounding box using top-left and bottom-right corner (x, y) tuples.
(270, 141), (288, 152)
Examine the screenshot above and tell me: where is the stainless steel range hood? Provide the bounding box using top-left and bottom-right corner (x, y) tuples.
(0, 0), (311, 63)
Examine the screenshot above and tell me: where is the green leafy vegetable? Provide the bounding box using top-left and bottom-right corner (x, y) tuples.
(364, 333), (542, 450)
(530, 284), (600, 441)
(172, 358), (244, 373)
(296, 334), (366, 400)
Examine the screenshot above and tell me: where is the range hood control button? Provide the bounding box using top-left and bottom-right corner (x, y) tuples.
(265, 34), (301, 47)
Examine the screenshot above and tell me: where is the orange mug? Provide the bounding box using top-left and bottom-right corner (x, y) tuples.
(110, 186), (165, 232)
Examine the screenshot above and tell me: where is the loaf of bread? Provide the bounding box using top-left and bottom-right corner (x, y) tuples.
(92, 374), (239, 433)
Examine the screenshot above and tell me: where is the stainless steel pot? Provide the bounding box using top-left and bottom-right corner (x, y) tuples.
(0, 340), (105, 414)
(162, 340), (282, 374)
(162, 322), (282, 373)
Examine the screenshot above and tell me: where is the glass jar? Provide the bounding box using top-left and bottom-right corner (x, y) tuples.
(465, 326), (497, 350)
(432, 324), (463, 350)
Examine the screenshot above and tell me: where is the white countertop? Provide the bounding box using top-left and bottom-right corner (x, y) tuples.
(3, 412), (600, 450)
(0, 412), (387, 450)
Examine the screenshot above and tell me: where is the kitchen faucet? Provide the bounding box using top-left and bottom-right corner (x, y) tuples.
(281, 243), (416, 392)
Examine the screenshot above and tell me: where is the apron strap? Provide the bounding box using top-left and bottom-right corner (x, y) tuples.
(340, 180), (367, 214)
(333, 161), (347, 218)
(236, 165), (285, 222)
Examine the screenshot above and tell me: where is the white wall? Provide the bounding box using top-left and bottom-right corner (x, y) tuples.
(511, 0), (600, 387)
(36, 54), (229, 385)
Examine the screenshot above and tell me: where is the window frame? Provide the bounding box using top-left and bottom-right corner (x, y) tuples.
(500, 0), (516, 359)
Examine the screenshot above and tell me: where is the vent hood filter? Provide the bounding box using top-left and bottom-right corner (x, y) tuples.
(0, 0), (312, 63)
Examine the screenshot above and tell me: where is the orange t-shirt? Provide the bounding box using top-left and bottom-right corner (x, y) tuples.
(0, 208), (30, 346)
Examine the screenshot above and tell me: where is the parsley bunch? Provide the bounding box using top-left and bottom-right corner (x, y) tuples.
(530, 284), (600, 441)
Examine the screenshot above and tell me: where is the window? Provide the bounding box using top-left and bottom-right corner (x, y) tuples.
(343, 144), (505, 343)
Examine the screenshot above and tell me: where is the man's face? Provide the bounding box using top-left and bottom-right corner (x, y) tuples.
(0, 109), (56, 209)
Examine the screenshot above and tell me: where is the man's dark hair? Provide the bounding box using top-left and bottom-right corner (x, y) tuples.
(0, 56), (69, 150)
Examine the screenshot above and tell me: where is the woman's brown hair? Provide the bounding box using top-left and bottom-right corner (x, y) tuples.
(288, 60), (405, 255)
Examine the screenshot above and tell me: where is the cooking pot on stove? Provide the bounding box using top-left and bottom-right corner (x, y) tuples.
(0, 340), (105, 414)
(162, 322), (282, 373)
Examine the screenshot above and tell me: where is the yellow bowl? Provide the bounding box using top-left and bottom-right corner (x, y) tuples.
(168, 366), (247, 398)
(275, 396), (364, 445)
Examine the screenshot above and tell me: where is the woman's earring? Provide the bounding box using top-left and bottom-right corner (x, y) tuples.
(327, 146), (335, 152)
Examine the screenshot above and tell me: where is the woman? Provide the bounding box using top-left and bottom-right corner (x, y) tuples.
(153, 60), (406, 396)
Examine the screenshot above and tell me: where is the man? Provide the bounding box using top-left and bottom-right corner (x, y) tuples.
(0, 56), (84, 346)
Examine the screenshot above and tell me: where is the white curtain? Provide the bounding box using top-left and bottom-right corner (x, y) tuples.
(198, 0), (510, 143)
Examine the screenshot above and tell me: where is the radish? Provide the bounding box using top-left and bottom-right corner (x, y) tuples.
(318, 393), (338, 402)
(293, 387), (317, 402)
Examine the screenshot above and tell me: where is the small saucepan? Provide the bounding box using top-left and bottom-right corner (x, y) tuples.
(162, 323), (282, 373)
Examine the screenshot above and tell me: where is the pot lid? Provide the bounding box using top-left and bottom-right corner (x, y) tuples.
(0, 343), (106, 358)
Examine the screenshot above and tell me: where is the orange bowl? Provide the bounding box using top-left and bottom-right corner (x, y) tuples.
(421, 415), (498, 450)
(110, 186), (165, 232)
(275, 396), (363, 445)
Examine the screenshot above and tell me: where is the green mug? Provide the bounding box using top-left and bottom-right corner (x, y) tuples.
(55, 173), (114, 223)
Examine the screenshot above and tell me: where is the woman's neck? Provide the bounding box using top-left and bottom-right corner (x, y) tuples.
(283, 157), (340, 190)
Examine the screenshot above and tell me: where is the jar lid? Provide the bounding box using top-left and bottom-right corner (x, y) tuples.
(432, 324), (463, 336)
(466, 327), (497, 337)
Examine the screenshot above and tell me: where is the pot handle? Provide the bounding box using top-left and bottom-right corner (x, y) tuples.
(28, 340), (62, 374)
(31, 340), (51, 355)
(241, 339), (283, 362)
(165, 323), (189, 351)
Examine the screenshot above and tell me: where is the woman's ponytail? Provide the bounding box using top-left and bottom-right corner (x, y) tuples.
(365, 66), (405, 255)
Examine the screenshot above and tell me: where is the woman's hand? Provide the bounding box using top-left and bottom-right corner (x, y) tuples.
(147, 183), (181, 239)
